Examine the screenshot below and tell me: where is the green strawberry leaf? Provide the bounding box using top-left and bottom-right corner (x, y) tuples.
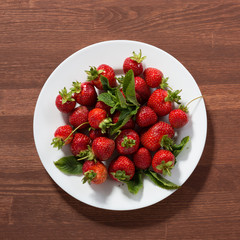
(54, 156), (83, 175)
(97, 92), (115, 107)
(144, 169), (180, 190)
(172, 136), (190, 157)
(126, 170), (143, 194)
(122, 70), (140, 107)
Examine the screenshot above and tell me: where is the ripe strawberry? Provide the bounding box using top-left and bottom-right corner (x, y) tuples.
(89, 129), (107, 140)
(112, 111), (135, 130)
(82, 160), (107, 184)
(169, 96), (203, 128)
(123, 50), (146, 76)
(115, 129), (140, 155)
(70, 133), (91, 156)
(71, 81), (97, 106)
(51, 125), (73, 149)
(85, 64), (116, 90)
(55, 87), (76, 113)
(152, 150), (175, 176)
(134, 76), (151, 104)
(147, 88), (181, 116)
(95, 101), (111, 116)
(88, 108), (112, 133)
(141, 121), (174, 152)
(136, 106), (158, 127)
(69, 106), (89, 129)
(108, 156), (135, 182)
(133, 147), (152, 170)
(92, 137), (115, 161)
(143, 67), (163, 88)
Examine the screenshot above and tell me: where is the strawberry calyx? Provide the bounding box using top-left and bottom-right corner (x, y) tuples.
(160, 77), (170, 90)
(70, 81), (82, 94)
(85, 66), (104, 81)
(111, 170), (131, 181)
(130, 49), (146, 63)
(156, 160), (174, 176)
(51, 137), (65, 150)
(99, 117), (113, 134)
(59, 87), (75, 104)
(165, 89), (182, 104)
(77, 145), (96, 162)
(121, 136), (136, 148)
(160, 135), (175, 151)
(179, 104), (188, 113)
(82, 170), (97, 184)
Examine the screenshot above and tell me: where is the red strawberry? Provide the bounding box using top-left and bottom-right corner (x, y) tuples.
(112, 111), (135, 130)
(143, 67), (163, 88)
(55, 88), (76, 113)
(147, 88), (181, 117)
(136, 106), (158, 127)
(95, 101), (111, 116)
(51, 125), (73, 149)
(89, 129), (107, 140)
(71, 81), (97, 106)
(85, 64), (116, 90)
(92, 137), (115, 161)
(88, 108), (112, 133)
(141, 121), (174, 152)
(152, 149), (175, 176)
(134, 76), (151, 104)
(69, 106), (89, 129)
(70, 133), (91, 156)
(133, 147), (152, 170)
(169, 96), (203, 128)
(108, 156), (135, 182)
(115, 129), (140, 155)
(123, 50), (146, 76)
(82, 160), (107, 184)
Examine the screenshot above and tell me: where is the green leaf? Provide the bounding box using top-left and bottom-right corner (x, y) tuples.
(126, 170), (143, 194)
(144, 169), (180, 190)
(54, 156), (83, 175)
(172, 136), (190, 157)
(97, 92), (115, 107)
(100, 75), (113, 91)
(122, 70), (140, 107)
(116, 87), (127, 108)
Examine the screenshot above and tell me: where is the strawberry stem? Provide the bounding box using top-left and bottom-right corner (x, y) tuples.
(185, 96), (203, 108)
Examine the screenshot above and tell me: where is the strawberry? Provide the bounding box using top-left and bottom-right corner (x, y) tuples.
(140, 121), (174, 152)
(136, 106), (158, 127)
(89, 129), (107, 140)
(108, 156), (135, 182)
(95, 101), (111, 116)
(169, 96), (203, 128)
(69, 106), (89, 129)
(112, 111), (135, 130)
(92, 137), (115, 161)
(82, 160), (107, 184)
(51, 125), (73, 149)
(85, 64), (116, 90)
(55, 87), (76, 113)
(115, 129), (140, 155)
(143, 67), (163, 88)
(152, 149), (175, 176)
(147, 88), (181, 117)
(70, 133), (91, 156)
(88, 108), (112, 133)
(133, 147), (152, 170)
(71, 81), (97, 106)
(123, 50), (146, 76)
(134, 76), (151, 104)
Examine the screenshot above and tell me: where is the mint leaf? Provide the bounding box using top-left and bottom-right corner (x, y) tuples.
(144, 169), (180, 190)
(54, 156), (83, 175)
(97, 92), (115, 107)
(122, 70), (140, 107)
(126, 170), (143, 194)
(100, 75), (113, 91)
(173, 136), (190, 157)
(116, 87), (127, 108)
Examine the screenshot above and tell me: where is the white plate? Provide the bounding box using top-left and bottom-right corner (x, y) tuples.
(33, 40), (207, 211)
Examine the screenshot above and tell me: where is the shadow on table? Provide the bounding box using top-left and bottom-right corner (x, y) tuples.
(57, 109), (214, 229)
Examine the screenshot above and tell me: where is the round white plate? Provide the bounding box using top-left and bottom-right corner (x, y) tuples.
(33, 40), (207, 211)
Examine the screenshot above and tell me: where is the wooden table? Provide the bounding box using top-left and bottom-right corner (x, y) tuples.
(0, 1), (239, 239)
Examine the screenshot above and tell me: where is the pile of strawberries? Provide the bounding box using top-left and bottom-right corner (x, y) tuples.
(51, 50), (196, 194)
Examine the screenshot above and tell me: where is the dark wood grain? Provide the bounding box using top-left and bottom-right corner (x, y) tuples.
(0, 0), (240, 239)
